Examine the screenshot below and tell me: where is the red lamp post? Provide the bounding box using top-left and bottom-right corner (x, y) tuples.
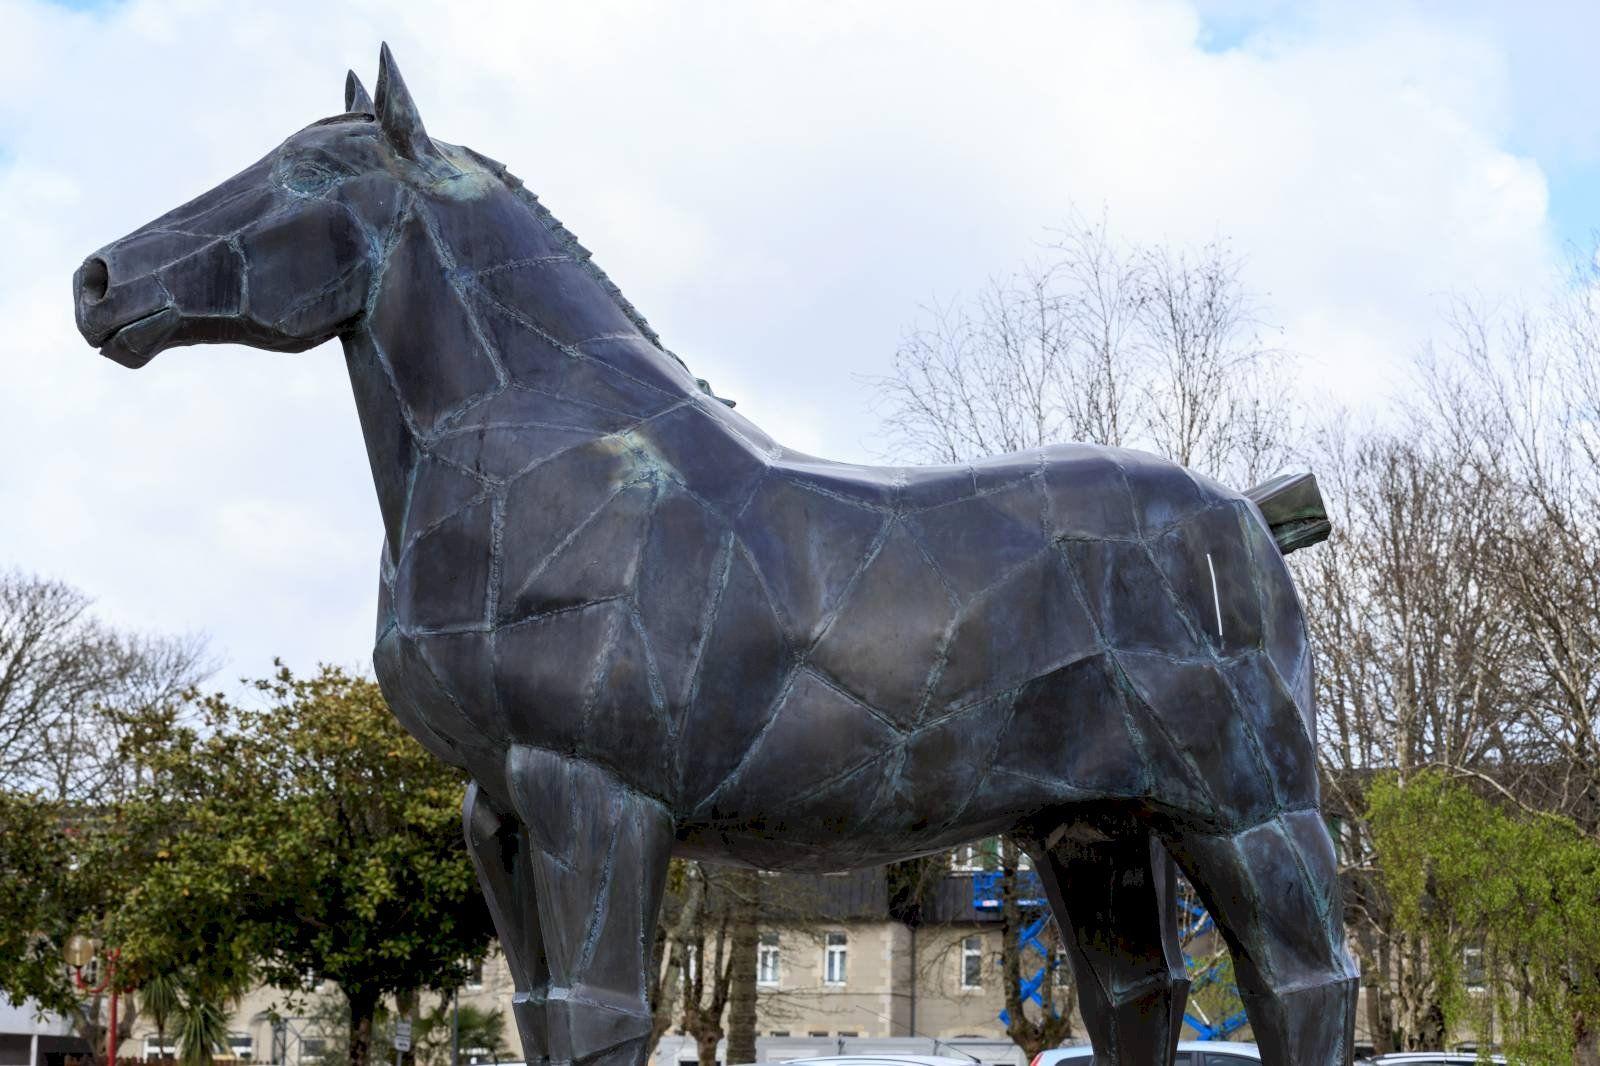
(65, 936), (121, 1066)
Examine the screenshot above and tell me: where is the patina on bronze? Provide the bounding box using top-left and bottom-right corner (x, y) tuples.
(73, 46), (1358, 1066)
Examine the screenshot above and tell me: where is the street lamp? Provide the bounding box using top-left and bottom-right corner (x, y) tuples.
(64, 935), (121, 1066)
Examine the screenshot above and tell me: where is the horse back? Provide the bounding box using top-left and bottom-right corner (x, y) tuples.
(676, 442), (1308, 857)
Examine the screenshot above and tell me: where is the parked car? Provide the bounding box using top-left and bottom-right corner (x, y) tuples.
(1032, 1041), (1261, 1065)
(1359, 1054), (1507, 1065)
(744, 1057), (986, 1066)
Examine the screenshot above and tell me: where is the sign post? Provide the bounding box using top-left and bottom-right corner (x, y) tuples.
(393, 1018), (412, 1066)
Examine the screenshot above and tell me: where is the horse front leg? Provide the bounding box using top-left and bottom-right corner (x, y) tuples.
(464, 781), (552, 1062)
(504, 745), (675, 1066)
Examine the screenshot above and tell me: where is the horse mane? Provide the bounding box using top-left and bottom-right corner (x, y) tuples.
(458, 145), (732, 404)
(460, 147), (663, 349)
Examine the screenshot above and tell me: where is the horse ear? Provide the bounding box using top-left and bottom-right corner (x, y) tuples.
(374, 42), (437, 162)
(345, 70), (374, 114)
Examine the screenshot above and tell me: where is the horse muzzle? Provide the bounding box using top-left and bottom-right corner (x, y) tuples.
(74, 232), (244, 368)
(73, 252), (177, 367)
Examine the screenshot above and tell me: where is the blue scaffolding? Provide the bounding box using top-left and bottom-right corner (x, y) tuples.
(969, 870), (1053, 1026)
(1176, 893), (1249, 1040)
(968, 868), (1247, 1040)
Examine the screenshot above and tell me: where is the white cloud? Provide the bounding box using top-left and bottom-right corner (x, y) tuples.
(0, 0), (1565, 676)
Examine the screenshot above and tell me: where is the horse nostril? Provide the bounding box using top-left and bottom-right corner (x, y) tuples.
(80, 257), (109, 303)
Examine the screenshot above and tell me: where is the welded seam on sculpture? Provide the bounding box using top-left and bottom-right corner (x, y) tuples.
(621, 609), (678, 749)
(673, 530), (736, 739)
(801, 666), (917, 738)
(415, 199), (513, 386)
(503, 480), (645, 614)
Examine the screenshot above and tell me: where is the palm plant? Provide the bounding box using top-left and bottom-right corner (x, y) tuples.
(140, 971), (183, 1060)
(138, 966), (251, 1066)
(413, 999), (509, 1066)
(174, 996), (231, 1066)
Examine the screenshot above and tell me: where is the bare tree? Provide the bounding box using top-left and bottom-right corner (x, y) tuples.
(995, 839), (1072, 1059)
(872, 211), (1294, 487)
(1134, 239), (1291, 482)
(677, 863), (734, 1066)
(0, 569), (209, 803)
(1298, 410), (1522, 1050)
(1438, 294), (1600, 826)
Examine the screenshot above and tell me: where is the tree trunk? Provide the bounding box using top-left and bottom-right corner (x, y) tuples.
(695, 1032), (720, 1066)
(1576, 1009), (1600, 1066)
(997, 838), (1072, 1059)
(347, 987), (380, 1066)
(676, 865), (733, 1066)
(725, 871), (759, 1066)
(647, 923), (676, 1055)
(654, 865), (706, 1055)
(71, 994), (104, 1066)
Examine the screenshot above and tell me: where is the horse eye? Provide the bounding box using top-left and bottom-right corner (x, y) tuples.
(285, 162), (337, 194)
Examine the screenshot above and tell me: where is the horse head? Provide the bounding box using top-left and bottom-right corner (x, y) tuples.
(73, 44), (469, 368)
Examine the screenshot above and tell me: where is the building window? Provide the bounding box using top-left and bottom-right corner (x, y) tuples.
(300, 1037), (327, 1064)
(824, 932), (848, 985)
(960, 935), (984, 989)
(228, 1033), (253, 1061)
(1464, 945), (1486, 991)
(144, 1038), (177, 1061)
(950, 841), (991, 872)
(757, 932), (780, 987)
(768, 1032), (790, 1038)
(465, 956), (484, 990)
(838, 1031), (858, 1038)
(808, 1032), (829, 1038)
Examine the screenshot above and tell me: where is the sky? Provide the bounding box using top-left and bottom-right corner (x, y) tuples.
(2, 0), (1597, 682)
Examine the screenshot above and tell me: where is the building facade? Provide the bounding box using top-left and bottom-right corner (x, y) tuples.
(117, 866), (1085, 1066)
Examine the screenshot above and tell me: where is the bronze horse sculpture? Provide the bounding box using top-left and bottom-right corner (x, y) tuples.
(74, 46), (1357, 1066)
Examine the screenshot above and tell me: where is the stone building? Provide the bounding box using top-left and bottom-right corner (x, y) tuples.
(118, 862), (1082, 1066)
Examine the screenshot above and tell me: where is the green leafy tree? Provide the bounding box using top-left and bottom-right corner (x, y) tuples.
(0, 792), (83, 1012)
(1369, 771), (1600, 1065)
(0, 567), (207, 1052)
(116, 664), (495, 1066)
(0, 793), (148, 1066)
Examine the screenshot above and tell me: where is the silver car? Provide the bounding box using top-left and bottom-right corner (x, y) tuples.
(1033, 1042), (1261, 1066)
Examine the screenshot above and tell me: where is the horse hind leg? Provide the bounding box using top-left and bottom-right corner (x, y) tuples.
(1030, 830), (1190, 1065)
(1158, 810), (1359, 1066)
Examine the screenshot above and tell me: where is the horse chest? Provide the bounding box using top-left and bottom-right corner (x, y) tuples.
(381, 451), (679, 800)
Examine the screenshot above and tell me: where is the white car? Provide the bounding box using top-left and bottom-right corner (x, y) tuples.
(752, 1058), (987, 1066)
(1032, 1041), (1261, 1066)
(1360, 1054), (1507, 1065)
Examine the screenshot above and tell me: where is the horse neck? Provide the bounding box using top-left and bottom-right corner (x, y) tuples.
(341, 176), (705, 555)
